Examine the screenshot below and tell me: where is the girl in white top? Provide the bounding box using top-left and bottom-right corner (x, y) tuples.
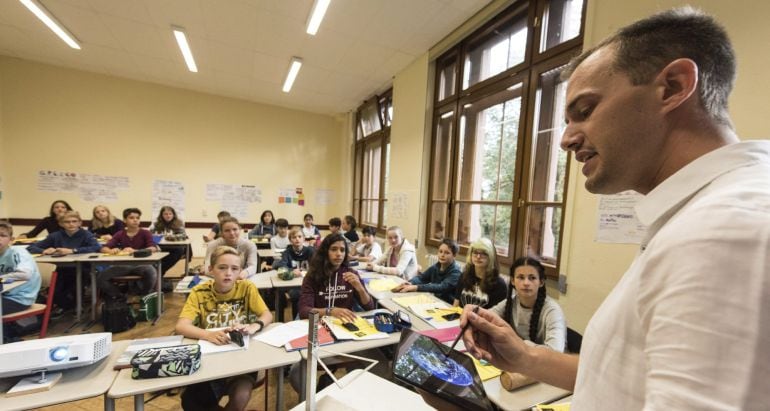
(366, 226), (417, 280)
(490, 257), (566, 352)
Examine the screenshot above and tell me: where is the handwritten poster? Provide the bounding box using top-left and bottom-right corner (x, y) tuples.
(152, 180), (185, 219)
(205, 183), (262, 220)
(37, 170), (129, 202)
(314, 189), (335, 205)
(595, 191), (647, 244)
(389, 192), (408, 220)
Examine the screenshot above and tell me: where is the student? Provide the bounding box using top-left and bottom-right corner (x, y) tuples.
(249, 210), (276, 239)
(149, 206), (189, 287)
(98, 208), (158, 301)
(327, 217), (342, 236)
(0, 220), (42, 343)
(301, 213), (321, 240)
(392, 238), (461, 304)
(27, 211), (101, 315)
(453, 238), (506, 309)
(460, 9), (770, 409)
(176, 245), (273, 411)
(490, 257), (566, 352)
(350, 226), (382, 263)
(292, 233), (378, 392)
(18, 199), (72, 239)
(90, 205), (124, 241)
(273, 227), (315, 319)
(203, 217), (258, 279)
(366, 226), (418, 280)
(342, 215), (359, 243)
(204, 211), (230, 243)
(269, 218), (290, 250)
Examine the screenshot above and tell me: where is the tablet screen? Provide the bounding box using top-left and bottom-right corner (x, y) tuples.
(393, 328), (493, 411)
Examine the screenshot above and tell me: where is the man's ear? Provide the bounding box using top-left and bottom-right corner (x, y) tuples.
(655, 58), (698, 114)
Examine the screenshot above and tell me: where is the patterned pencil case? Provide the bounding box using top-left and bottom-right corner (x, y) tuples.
(130, 344), (201, 379)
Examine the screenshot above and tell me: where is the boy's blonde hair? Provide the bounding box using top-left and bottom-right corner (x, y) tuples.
(0, 220), (13, 235)
(289, 227), (304, 240)
(209, 245), (243, 268)
(58, 210), (81, 222)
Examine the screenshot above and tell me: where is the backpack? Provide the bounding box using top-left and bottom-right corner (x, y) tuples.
(102, 297), (137, 332)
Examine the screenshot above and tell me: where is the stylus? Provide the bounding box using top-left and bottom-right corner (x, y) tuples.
(445, 305), (479, 357)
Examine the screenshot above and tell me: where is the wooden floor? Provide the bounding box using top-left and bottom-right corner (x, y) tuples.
(24, 258), (304, 411)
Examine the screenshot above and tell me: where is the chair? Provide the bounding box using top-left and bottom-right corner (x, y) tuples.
(566, 327), (583, 353)
(3, 271), (58, 338)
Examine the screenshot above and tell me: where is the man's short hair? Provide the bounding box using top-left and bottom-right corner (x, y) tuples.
(275, 218), (289, 228)
(328, 217), (341, 227)
(0, 220), (13, 235)
(58, 210), (82, 222)
(564, 7), (735, 125)
(123, 208), (142, 219)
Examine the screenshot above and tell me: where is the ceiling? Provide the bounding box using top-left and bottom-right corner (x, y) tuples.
(0, 0), (491, 114)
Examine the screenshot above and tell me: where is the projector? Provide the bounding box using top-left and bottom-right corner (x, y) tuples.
(0, 332), (112, 378)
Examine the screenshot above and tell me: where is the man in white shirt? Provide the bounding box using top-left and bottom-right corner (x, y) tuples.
(459, 7), (770, 410)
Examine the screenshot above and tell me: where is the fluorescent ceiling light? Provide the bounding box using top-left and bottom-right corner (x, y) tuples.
(172, 26), (197, 72)
(282, 57), (303, 93)
(19, 0), (80, 49)
(306, 0), (331, 35)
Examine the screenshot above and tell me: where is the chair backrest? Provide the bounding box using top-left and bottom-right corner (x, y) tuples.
(566, 327), (583, 353)
(37, 262), (56, 287)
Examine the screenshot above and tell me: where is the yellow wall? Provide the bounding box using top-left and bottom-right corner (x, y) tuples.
(0, 57), (349, 249)
(0, 70), (6, 218)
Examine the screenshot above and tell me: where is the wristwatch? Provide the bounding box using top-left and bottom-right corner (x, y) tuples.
(255, 320), (265, 332)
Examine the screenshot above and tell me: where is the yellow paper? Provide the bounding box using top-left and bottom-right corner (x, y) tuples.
(536, 402), (570, 411)
(329, 316), (381, 339)
(469, 355), (502, 381)
(367, 278), (401, 292)
(409, 304), (462, 322)
(392, 294), (441, 307)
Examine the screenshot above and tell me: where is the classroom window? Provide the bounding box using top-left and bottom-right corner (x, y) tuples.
(353, 89), (391, 231)
(426, 0), (585, 276)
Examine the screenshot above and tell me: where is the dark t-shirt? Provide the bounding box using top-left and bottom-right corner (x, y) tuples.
(454, 275), (507, 309)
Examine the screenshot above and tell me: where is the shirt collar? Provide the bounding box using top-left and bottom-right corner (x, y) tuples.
(635, 141), (770, 227)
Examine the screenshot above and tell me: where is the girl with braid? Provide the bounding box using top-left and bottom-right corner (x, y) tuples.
(490, 257), (567, 352)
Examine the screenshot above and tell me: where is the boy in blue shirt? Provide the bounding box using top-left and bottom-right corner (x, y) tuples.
(28, 211), (101, 316)
(1, 220), (42, 343)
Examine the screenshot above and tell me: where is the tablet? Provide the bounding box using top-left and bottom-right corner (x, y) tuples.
(393, 328), (494, 411)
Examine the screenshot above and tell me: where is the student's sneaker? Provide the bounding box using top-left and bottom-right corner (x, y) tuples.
(50, 306), (66, 320)
(161, 279), (173, 293)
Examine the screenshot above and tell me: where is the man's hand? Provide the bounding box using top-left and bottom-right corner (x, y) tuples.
(461, 305), (530, 373)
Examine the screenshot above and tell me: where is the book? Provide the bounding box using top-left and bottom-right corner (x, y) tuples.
(284, 324), (335, 351)
(114, 335), (184, 370)
(406, 302), (462, 329)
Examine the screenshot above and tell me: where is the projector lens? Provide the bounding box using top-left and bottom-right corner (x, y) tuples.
(50, 346), (68, 362)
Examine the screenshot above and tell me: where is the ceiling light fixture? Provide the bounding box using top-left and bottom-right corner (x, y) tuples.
(282, 57), (303, 93)
(172, 26), (198, 73)
(306, 0), (331, 35)
(19, 0), (80, 49)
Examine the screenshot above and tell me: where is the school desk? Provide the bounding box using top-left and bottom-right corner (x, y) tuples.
(157, 238), (192, 276)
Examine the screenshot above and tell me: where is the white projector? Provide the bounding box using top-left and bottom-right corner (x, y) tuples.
(0, 332), (112, 378)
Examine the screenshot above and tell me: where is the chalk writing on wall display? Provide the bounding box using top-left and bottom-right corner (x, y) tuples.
(205, 183), (262, 220)
(278, 187), (304, 206)
(152, 180), (185, 219)
(389, 192), (409, 220)
(595, 191), (648, 244)
(37, 170), (130, 202)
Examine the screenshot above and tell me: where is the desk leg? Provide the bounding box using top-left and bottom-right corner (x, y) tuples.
(76, 263), (83, 321)
(274, 288), (283, 323)
(104, 393), (115, 411)
(277, 366), (285, 411)
(299, 359), (306, 403)
(156, 261), (162, 317)
(184, 244), (190, 276)
(90, 266), (98, 321)
(134, 393), (144, 411)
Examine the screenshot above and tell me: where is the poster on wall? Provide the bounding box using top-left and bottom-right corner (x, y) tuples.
(314, 189), (335, 205)
(152, 180), (185, 219)
(205, 183), (262, 220)
(37, 170), (129, 202)
(595, 191), (648, 244)
(389, 192), (408, 220)
(278, 187), (304, 206)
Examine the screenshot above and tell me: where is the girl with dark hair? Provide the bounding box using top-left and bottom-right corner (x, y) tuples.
(298, 233), (373, 321)
(19, 199), (73, 238)
(342, 215), (359, 243)
(149, 206), (186, 235)
(453, 238), (507, 309)
(490, 257), (566, 352)
(249, 210), (276, 239)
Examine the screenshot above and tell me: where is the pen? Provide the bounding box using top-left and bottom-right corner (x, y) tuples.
(445, 305), (479, 357)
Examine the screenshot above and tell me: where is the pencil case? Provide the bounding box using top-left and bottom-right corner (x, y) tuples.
(373, 310), (412, 333)
(130, 344), (201, 379)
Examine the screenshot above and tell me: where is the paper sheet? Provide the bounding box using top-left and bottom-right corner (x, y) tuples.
(366, 278), (402, 292)
(391, 294), (442, 307)
(469, 355), (502, 381)
(198, 329), (249, 354)
(253, 320), (309, 347)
